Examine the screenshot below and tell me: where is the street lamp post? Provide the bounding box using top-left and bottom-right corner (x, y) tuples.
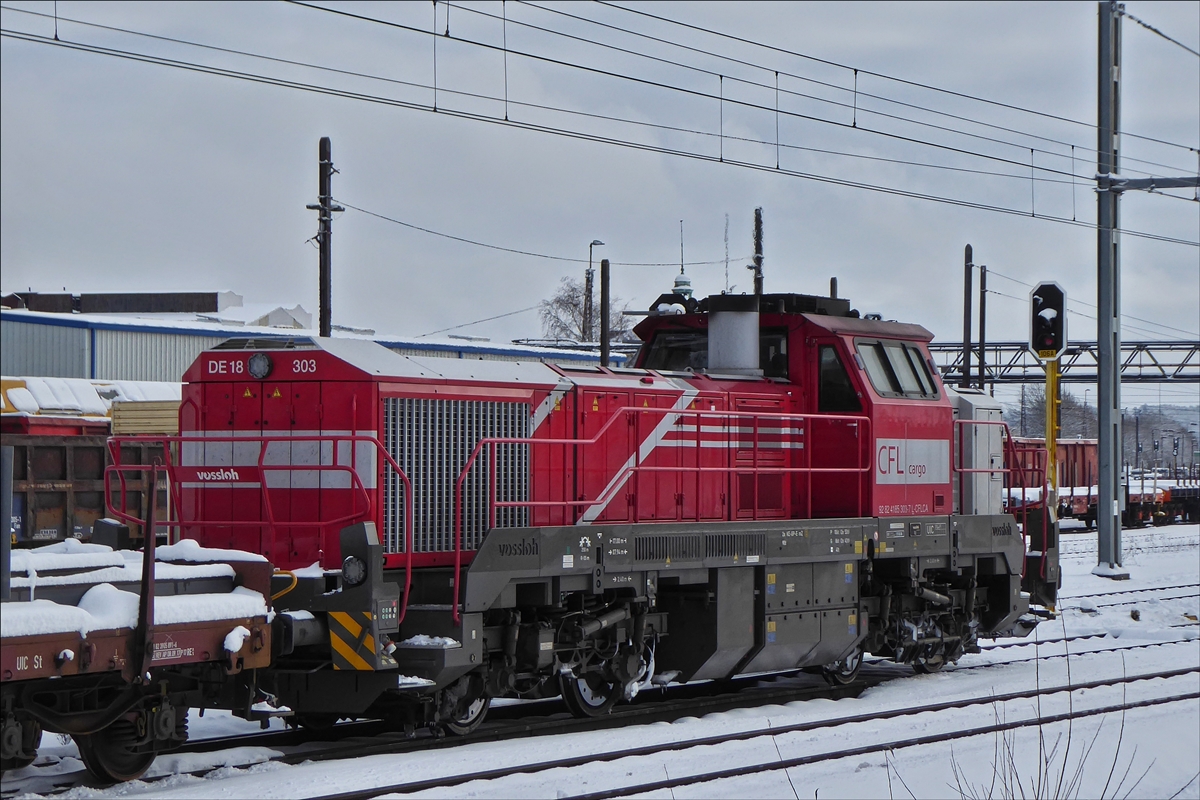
(1084, 389), (1090, 438)
(585, 240), (605, 342)
(1190, 423), (1199, 480)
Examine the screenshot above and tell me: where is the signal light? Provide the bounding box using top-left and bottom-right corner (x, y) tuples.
(1029, 282), (1066, 360)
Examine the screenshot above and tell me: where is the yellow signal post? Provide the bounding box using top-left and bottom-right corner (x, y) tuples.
(1042, 354), (1060, 494)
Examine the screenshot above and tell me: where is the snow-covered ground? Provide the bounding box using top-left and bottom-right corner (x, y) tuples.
(4, 525), (1198, 800)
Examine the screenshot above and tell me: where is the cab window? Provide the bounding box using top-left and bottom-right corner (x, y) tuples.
(761, 329), (788, 379)
(642, 328), (789, 378)
(642, 330), (707, 371)
(855, 340), (938, 400)
(818, 346), (861, 412)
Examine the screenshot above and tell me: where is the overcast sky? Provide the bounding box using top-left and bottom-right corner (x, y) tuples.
(2, 1), (1197, 407)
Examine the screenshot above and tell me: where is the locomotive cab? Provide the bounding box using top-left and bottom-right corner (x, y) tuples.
(634, 291), (953, 521)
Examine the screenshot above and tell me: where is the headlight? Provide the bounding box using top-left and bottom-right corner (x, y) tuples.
(248, 352), (273, 379)
(342, 555), (367, 587)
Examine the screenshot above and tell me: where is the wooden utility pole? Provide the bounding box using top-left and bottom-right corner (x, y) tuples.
(306, 137), (343, 337)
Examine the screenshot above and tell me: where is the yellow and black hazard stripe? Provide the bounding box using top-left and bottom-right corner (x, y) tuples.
(328, 611), (376, 671)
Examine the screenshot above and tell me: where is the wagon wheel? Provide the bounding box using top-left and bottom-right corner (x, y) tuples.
(444, 695), (491, 736)
(822, 649), (864, 686)
(912, 653), (946, 674)
(74, 720), (156, 783)
(0, 719), (42, 771)
(559, 671), (621, 718)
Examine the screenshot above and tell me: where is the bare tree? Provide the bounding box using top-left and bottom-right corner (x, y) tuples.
(1001, 387), (1097, 439)
(539, 276), (633, 344)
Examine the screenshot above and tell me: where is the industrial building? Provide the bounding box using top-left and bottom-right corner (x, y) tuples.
(1, 291), (616, 383)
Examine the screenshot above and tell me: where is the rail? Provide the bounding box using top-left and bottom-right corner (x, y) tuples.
(104, 433), (416, 623)
(952, 419), (1049, 579)
(451, 407), (873, 622)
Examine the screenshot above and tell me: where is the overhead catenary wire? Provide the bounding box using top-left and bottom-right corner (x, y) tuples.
(982, 287), (1187, 341)
(2, 25), (1195, 250)
(287, 0), (1185, 183)
(985, 268), (1200, 340)
(419, 304), (539, 337)
(984, 272), (1200, 340)
(9, 1), (1199, 187)
(1121, 8), (1200, 58)
(0, 5), (1118, 191)
(338, 200), (742, 266)
(596, 0), (1200, 156)
(490, 0), (1158, 174)
(7, 0), (1196, 190)
(513, 0), (1197, 177)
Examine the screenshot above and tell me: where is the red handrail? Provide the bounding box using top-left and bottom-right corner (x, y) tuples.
(951, 419), (1050, 579)
(106, 433), (417, 623)
(450, 407), (873, 623)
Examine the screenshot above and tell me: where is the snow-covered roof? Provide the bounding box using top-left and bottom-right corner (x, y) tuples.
(1, 375), (180, 418)
(315, 337), (567, 385)
(1, 308), (621, 364)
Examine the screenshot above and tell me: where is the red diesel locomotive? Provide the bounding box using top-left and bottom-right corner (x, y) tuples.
(3, 289), (1058, 778)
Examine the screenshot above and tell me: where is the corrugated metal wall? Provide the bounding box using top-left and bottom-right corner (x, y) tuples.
(3, 315), (603, 381)
(0, 319), (88, 377)
(93, 329), (224, 382)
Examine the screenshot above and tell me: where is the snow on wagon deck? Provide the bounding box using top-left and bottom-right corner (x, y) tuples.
(1, 537), (272, 683)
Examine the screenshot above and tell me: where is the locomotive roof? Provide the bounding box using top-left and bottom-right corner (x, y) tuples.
(800, 313), (934, 342)
(198, 337), (567, 386)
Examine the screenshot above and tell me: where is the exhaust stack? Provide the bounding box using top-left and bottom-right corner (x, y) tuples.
(707, 293), (761, 376)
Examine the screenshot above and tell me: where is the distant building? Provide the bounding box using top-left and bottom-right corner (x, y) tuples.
(1, 291), (617, 383)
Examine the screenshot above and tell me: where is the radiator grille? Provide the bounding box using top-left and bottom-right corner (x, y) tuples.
(705, 532), (766, 559)
(634, 534), (703, 562)
(383, 397), (530, 553)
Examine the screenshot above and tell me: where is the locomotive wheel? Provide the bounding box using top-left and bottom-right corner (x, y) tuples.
(559, 672), (621, 718)
(74, 721), (155, 783)
(822, 650), (864, 686)
(444, 696), (491, 736)
(912, 653), (946, 674)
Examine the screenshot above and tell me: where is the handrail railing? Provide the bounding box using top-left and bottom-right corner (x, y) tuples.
(105, 433), (416, 623)
(952, 419), (1049, 579)
(450, 406), (873, 622)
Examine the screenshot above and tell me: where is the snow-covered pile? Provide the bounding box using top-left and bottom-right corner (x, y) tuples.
(1, 375), (180, 418)
(2, 584), (268, 639)
(9, 538), (126, 575)
(398, 635), (461, 648)
(158, 538), (269, 563)
(3, 539), (270, 640)
(9, 541), (237, 595)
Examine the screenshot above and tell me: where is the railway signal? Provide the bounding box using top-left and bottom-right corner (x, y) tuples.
(1030, 282), (1066, 492)
(1029, 282), (1066, 361)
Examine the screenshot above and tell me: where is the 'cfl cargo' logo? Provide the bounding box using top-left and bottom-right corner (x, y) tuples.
(875, 439), (950, 485)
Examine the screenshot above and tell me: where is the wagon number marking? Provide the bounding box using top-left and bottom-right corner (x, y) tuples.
(293, 359), (318, 374)
(15, 655), (42, 671)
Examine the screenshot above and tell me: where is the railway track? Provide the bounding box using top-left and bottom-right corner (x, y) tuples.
(1058, 580), (1200, 601)
(1059, 590), (1200, 611)
(9, 636), (1194, 799)
(0, 668), (888, 797)
(307, 666), (1200, 800)
(121, 632), (1200, 763)
(1059, 533), (1199, 558)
